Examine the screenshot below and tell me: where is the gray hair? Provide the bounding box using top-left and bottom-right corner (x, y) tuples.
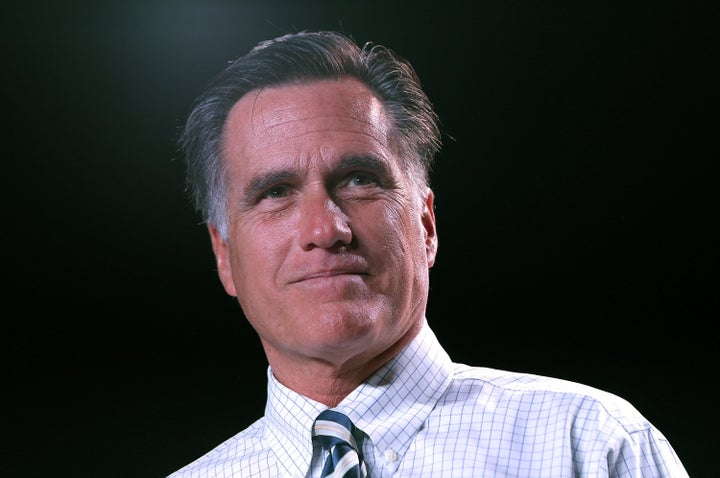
(179, 30), (442, 238)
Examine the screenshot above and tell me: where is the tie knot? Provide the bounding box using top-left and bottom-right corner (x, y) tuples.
(312, 410), (368, 478)
(312, 410), (361, 451)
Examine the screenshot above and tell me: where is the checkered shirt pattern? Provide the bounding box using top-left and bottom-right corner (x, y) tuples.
(167, 320), (689, 477)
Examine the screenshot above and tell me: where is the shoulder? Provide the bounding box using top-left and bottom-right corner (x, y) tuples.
(424, 365), (688, 476)
(167, 418), (274, 478)
(446, 364), (651, 434)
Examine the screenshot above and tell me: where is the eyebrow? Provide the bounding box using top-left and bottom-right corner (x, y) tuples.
(242, 170), (297, 205)
(240, 153), (393, 204)
(335, 154), (391, 176)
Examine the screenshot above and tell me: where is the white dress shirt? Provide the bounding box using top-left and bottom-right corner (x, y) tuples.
(167, 320), (688, 477)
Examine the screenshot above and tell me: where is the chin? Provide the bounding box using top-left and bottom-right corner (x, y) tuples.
(312, 309), (381, 342)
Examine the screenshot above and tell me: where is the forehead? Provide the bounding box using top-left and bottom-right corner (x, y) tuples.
(221, 78), (394, 172)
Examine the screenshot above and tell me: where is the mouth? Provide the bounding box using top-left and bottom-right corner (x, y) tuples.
(289, 255), (370, 284)
(293, 269), (368, 284)
(288, 252), (371, 286)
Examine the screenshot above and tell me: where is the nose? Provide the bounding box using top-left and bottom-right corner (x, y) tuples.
(298, 188), (352, 251)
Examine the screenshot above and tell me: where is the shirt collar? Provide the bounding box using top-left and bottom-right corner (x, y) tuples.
(338, 320), (454, 461)
(263, 320), (454, 475)
(265, 369), (326, 477)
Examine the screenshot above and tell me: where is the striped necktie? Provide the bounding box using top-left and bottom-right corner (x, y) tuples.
(312, 410), (368, 478)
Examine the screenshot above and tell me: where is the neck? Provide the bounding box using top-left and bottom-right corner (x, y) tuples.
(265, 321), (423, 406)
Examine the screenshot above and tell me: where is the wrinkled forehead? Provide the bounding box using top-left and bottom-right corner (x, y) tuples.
(221, 78), (397, 168)
(249, 79), (389, 133)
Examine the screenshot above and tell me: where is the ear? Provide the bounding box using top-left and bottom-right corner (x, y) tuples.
(422, 189), (438, 268)
(208, 225), (238, 297)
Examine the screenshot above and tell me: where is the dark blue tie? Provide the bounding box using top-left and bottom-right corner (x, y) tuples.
(312, 410), (368, 478)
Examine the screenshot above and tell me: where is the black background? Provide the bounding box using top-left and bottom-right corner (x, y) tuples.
(4, 1), (717, 476)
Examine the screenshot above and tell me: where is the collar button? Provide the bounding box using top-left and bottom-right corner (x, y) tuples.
(384, 449), (399, 462)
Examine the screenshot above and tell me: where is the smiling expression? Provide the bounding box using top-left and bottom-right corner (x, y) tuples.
(209, 77), (438, 372)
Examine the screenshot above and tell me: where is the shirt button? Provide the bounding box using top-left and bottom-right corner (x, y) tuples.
(384, 449), (398, 462)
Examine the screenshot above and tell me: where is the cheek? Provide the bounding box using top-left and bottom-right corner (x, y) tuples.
(366, 202), (425, 264)
(229, 241), (287, 323)
(385, 201), (424, 244)
(228, 225), (284, 284)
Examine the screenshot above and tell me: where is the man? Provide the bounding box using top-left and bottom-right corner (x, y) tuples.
(169, 30), (688, 477)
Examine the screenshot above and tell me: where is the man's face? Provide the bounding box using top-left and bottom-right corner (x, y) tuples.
(210, 77), (437, 373)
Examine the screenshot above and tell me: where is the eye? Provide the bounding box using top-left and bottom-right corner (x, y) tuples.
(262, 184), (290, 200)
(346, 172), (377, 187)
